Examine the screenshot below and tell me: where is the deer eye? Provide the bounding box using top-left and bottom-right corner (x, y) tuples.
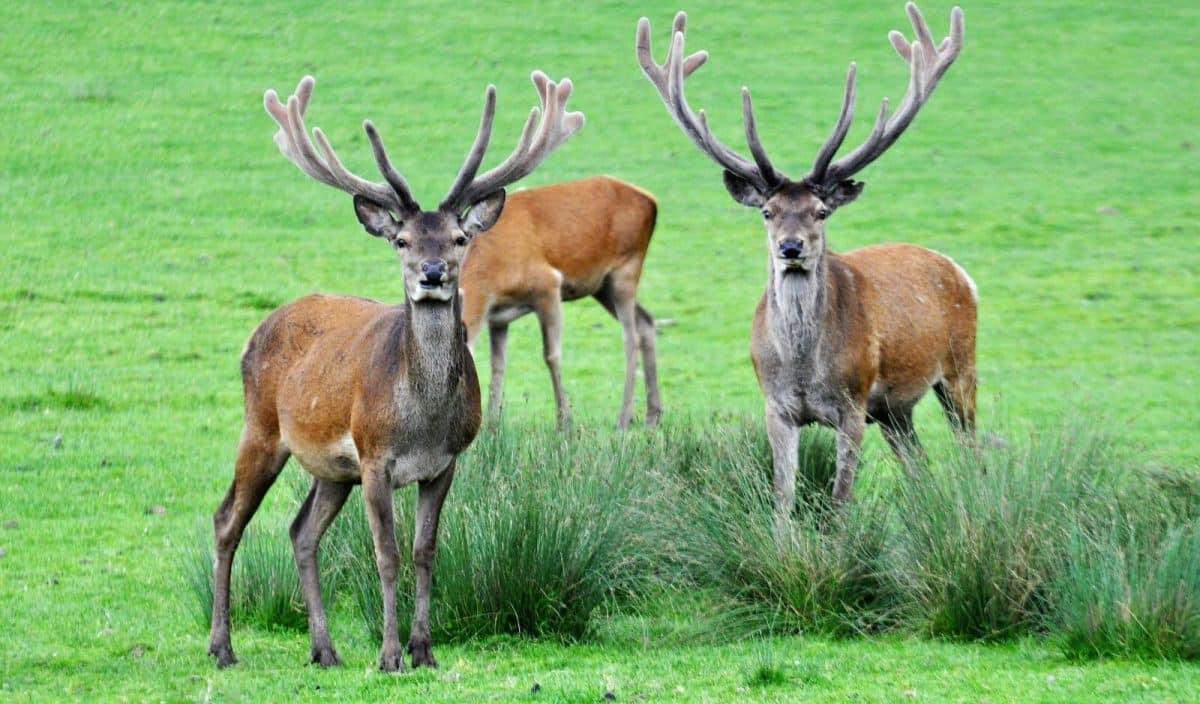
(816, 208), (830, 220)
(454, 235), (469, 247)
(762, 210), (773, 220)
(394, 238), (409, 249)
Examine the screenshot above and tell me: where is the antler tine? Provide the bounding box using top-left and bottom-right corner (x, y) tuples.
(808, 63), (858, 185)
(637, 13), (782, 191)
(439, 86), (498, 213)
(263, 76), (415, 214)
(816, 4), (965, 186)
(740, 88), (780, 184)
(445, 71), (585, 212)
(362, 121), (420, 214)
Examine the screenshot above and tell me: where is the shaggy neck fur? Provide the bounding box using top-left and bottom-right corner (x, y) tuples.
(766, 255), (828, 366)
(402, 295), (464, 399)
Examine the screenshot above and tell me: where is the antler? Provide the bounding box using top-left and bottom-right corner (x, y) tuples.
(439, 71), (585, 214)
(264, 76), (420, 214)
(808, 3), (965, 188)
(636, 12), (783, 192)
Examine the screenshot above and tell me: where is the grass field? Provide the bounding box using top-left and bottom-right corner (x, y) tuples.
(1, 0), (1198, 701)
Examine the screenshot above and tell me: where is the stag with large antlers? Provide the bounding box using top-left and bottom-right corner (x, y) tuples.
(207, 72), (582, 671)
(638, 4), (976, 508)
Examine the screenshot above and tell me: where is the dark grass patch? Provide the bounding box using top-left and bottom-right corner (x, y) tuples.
(234, 292), (283, 311)
(1, 386), (109, 413)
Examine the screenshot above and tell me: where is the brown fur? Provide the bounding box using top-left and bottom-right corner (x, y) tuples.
(222, 69), (581, 671)
(460, 176), (663, 429)
(209, 289), (482, 671)
(748, 185), (977, 507)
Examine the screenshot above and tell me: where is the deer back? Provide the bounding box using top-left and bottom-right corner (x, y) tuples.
(459, 176), (657, 328)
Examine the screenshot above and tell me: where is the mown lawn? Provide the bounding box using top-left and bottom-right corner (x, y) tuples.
(1, 1), (1197, 701)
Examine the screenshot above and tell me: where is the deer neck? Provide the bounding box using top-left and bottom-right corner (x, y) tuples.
(400, 295), (466, 398)
(765, 255), (830, 364)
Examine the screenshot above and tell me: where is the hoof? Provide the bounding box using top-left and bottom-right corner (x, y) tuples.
(644, 411), (662, 429)
(310, 646), (342, 668)
(208, 643), (238, 669)
(408, 640), (438, 669)
(379, 648), (407, 673)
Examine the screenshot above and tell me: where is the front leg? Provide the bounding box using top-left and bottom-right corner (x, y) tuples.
(832, 410), (866, 503)
(361, 466), (405, 672)
(408, 461), (456, 669)
(765, 405), (800, 516)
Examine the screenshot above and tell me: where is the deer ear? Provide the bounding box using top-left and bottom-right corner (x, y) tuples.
(461, 189), (506, 236)
(823, 180), (865, 210)
(353, 195), (403, 239)
(722, 171), (766, 208)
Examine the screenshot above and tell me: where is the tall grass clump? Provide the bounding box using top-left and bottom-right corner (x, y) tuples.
(182, 522), (311, 632)
(1052, 515), (1200, 660)
(890, 422), (1121, 640)
(329, 422), (669, 643)
(672, 422), (904, 636)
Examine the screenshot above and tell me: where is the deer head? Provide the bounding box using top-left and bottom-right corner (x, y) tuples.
(264, 72), (584, 303)
(637, 3), (964, 275)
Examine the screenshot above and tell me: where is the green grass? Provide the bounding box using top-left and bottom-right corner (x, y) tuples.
(1, 0), (1198, 700)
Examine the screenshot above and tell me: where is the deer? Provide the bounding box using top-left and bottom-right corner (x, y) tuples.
(637, 3), (976, 510)
(459, 175), (662, 430)
(207, 71), (583, 672)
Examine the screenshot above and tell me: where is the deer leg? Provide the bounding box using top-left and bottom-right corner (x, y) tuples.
(209, 429), (289, 668)
(635, 303), (663, 428)
(534, 292), (571, 429)
(361, 466), (405, 672)
(878, 405), (926, 475)
(290, 478), (353, 667)
(486, 322), (510, 424)
(408, 461), (456, 669)
(832, 412), (866, 503)
(934, 373), (976, 444)
(594, 281), (646, 430)
(611, 296), (642, 431)
(765, 406), (800, 516)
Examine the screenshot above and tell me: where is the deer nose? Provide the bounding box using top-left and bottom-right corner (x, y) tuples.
(779, 240), (804, 259)
(420, 260), (447, 283)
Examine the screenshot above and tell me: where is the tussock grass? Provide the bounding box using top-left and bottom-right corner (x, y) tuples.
(890, 422), (1120, 640)
(1054, 517), (1200, 660)
(669, 422), (903, 636)
(329, 422), (667, 642)
(180, 417), (1200, 660)
(182, 523), (309, 633)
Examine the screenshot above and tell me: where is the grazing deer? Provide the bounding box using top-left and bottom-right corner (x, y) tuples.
(460, 175), (662, 429)
(207, 72), (583, 671)
(638, 4), (976, 509)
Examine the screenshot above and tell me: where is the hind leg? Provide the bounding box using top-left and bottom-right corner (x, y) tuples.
(290, 478), (353, 667)
(634, 303), (663, 428)
(934, 369), (976, 443)
(594, 276), (650, 430)
(533, 291), (571, 429)
(877, 404), (925, 471)
(209, 426), (289, 667)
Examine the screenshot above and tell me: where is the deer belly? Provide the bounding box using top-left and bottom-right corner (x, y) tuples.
(286, 432), (362, 483)
(384, 448), (455, 488)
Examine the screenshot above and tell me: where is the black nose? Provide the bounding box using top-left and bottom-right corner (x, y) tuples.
(779, 240), (804, 259)
(421, 260), (447, 283)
